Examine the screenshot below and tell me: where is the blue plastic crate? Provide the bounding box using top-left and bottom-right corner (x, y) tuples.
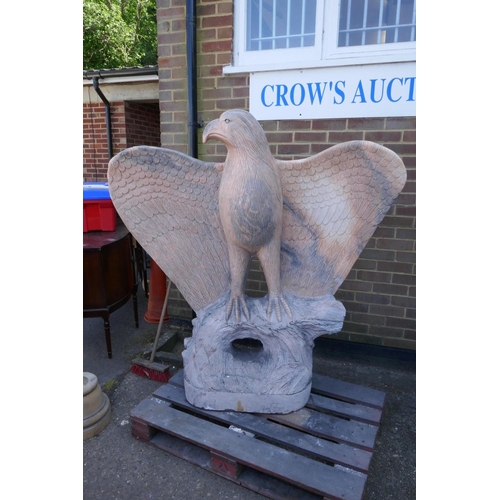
(83, 182), (111, 201)
(83, 182), (116, 232)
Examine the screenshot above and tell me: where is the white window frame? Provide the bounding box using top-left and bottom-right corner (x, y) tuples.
(224, 0), (416, 74)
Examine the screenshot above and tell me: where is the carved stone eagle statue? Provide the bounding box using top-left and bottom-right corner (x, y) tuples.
(107, 109), (406, 323)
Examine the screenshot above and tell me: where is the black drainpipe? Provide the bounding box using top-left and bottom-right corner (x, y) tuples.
(186, 0), (198, 159)
(187, 0), (198, 320)
(92, 77), (113, 160)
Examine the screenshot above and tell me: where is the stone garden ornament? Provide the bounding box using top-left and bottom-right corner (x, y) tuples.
(108, 109), (406, 413)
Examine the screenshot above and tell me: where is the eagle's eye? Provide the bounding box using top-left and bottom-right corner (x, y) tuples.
(224, 118), (230, 123)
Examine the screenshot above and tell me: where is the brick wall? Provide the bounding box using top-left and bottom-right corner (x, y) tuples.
(83, 101), (160, 182)
(125, 102), (162, 149)
(156, 0), (416, 350)
(84, 102), (112, 181)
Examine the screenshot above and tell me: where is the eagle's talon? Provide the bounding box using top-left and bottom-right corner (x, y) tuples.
(280, 296), (293, 320)
(267, 295), (293, 322)
(225, 299), (233, 322)
(266, 297), (280, 322)
(226, 296), (250, 323)
(241, 297), (250, 322)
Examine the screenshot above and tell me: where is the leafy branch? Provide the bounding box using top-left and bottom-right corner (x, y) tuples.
(83, 0), (157, 70)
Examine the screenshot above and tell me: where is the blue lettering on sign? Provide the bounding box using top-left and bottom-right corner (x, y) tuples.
(259, 76), (416, 108)
(307, 82), (328, 104)
(290, 83), (305, 106)
(405, 77), (416, 101)
(387, 78), (403, 102)
(276, 84), (289, 106)
(352, 81), (367, 104)
(370, 79), (386, 104)
(333, 81), (345, 104)
(261, 84), (274, 107)
(386, 77), (416, 102)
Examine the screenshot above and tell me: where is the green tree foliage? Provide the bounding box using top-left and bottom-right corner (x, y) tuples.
(83, 0), (157, 70)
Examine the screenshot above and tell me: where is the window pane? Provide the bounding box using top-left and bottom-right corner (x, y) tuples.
(338, 0), (416, 47)
(246, 0), (317, 51)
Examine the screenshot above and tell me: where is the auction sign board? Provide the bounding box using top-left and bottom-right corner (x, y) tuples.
(250, 62), (416, 120)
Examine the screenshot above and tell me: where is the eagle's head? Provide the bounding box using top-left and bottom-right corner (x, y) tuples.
(202, 109), (268, 151)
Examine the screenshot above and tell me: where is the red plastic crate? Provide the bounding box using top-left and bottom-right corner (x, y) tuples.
(83, 199), (117, 232)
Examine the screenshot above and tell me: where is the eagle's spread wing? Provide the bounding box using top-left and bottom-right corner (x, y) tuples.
(108, 139), (406, 310)
(277, 140), (407, 297)
(108, 146), (230, 311)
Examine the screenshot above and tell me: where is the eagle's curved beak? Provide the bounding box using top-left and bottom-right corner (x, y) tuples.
(202, 119), (221, 143)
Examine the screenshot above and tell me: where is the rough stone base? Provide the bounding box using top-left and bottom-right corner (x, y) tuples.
(184, 377), (313, 414)
(182, 292), (345, 414)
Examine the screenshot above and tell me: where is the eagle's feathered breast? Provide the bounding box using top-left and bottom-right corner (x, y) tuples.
(219, 154), (282, 253)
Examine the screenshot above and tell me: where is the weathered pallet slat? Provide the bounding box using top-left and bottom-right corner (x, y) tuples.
(153, 382), (372, 472)
(311, 373), (386, 409)
(130, 370), (386, 500)
(151, 431), (322, 500)
(165, 370), (185, 387)
(267, 408), (378, 451)
(131, 399), (366, 500)
(307, 392), (382, 425)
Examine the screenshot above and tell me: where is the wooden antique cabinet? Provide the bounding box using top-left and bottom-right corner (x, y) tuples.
(83, 223), (139, 358)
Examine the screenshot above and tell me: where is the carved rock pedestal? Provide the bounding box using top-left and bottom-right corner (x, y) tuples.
(182, 292), (345, 414)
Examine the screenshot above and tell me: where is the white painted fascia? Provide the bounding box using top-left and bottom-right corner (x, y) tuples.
(83, 76), (159, 104)
(82, 74), (159, 86)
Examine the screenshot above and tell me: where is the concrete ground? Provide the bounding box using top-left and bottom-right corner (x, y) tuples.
(83, 287), (415, 499)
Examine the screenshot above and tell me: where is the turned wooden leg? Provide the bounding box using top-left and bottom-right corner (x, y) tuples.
(133, 289), (139, 328)
(103, 315), (112, 359)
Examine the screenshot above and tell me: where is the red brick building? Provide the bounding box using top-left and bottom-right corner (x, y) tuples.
(83, 68), (161, 181)
(83, 0), (416, 351)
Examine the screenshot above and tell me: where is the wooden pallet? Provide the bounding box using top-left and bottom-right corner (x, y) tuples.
(130, 370), (386, 500)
